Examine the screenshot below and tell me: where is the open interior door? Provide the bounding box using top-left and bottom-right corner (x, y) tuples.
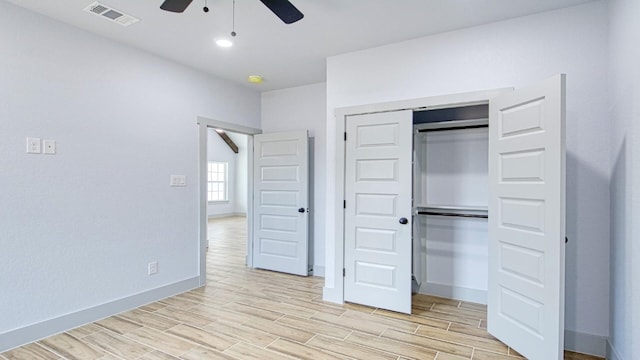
(253, 131), (309, 276)
(488, 74), (566, 359)
(344, 110), (413, 314)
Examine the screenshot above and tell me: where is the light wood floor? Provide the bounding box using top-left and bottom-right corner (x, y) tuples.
(2, 216), (603, 360)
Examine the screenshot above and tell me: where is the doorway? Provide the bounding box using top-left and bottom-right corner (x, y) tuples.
(205, 127), (251, 272)
(197, 117), (311, 284)
(197, 116), (262, 286)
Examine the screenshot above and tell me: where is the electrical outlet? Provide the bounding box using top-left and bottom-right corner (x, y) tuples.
(43, 139), (56, 154)
(148, 261), (158, 275)
(26, 137), (41, 154)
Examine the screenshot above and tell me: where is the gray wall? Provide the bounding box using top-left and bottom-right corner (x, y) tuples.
(608, 0), (640, 359)
(0, 1), (260, 350)
(261, 83), (327, 275)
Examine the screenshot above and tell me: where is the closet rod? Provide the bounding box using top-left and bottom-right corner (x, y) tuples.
(417, 124), (488, 133)
(417, 211), (488, 219)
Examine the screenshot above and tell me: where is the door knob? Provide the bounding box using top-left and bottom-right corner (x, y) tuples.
(399, 217), (408, 225)
(298, 208), (306, 213)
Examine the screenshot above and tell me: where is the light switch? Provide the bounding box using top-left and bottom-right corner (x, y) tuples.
(26, 137), (41, 154)
(43, 139), (56, 155)
(170, 175), (187, 187)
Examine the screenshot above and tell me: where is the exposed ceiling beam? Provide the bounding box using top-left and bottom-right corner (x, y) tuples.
(216, 129), (239, 154)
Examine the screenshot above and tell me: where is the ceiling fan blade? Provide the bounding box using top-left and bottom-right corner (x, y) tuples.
(160, 0), (193, 13)
(259, 0), (304, 24)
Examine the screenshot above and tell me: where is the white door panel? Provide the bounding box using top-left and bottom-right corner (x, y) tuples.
(344, 110), (413, 314)
(253, 131), (309, 276)
(488, 74), (565, 359)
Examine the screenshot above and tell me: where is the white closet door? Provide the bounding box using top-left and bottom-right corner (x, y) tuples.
(344, 110), (413, 314)
(253, 131), (309, 276)
(488, 74), (566, 359)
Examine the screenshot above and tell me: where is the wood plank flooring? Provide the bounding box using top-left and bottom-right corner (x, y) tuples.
(2, 216), (603, 360)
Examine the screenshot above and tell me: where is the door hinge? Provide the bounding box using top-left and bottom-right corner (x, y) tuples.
(343, 200), (346, 209)
(343, 268), (345, 277)
(344, 132), (347, 141)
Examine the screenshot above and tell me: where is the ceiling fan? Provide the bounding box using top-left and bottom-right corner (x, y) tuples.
(160, 0), (304, 24)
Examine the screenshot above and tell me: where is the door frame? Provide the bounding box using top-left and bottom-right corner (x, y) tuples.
(197, 116), (262, 286)
(325, 88), (510, 304)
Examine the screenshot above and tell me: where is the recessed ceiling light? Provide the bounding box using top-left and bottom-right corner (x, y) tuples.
(216, 39), (233, 48)
(248, 75), (263, 84)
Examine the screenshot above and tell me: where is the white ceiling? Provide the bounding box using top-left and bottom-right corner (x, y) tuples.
(7, 0), (593, 91)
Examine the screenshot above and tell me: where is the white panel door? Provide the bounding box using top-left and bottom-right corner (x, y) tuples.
(253, 131), (309, 276)
(488, 74), (566, 359)
(344, 110), (413, 314)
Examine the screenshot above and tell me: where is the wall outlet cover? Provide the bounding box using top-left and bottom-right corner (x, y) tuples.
(170, 175), (187, 187)
(148, 261), (158, 275)
(43, 139), (56, 154)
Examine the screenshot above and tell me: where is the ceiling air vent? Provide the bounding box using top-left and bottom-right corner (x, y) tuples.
(84, 2), (139, 27)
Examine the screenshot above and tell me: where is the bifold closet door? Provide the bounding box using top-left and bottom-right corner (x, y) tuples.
(343, 110), (413, 314)
(487, 74), (566, 360)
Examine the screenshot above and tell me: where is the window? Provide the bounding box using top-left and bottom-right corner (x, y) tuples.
(207, 161), (228, 202)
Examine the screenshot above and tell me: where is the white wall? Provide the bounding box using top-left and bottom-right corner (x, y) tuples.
(608, 0), (640, 359)
(0, 1), (260, 351)
(232, 133), (248, 215)
(207, 129), (239, 217)
(206, 131), (247, 217)
(261, 83), (327, 275)
(325, 1), (610, 354)
(419, 128), (489, 301)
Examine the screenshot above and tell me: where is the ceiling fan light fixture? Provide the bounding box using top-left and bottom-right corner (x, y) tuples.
(215, 39), (233, 48)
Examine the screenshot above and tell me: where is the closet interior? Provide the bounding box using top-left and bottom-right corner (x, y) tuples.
(411, 104), (490, 304)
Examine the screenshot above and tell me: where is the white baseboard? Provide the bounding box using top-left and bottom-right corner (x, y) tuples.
(421, 283), (487, 305)
(564, 329), (607, 358)
(606, 339), (624, 360)
(312, 265), (325, 277)
(322, 286), (343, 304)
(207, 212), (246, 219)
(0, 277), (200, 353)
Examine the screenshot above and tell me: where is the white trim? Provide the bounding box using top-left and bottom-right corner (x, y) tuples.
(312, 265), (325, 277)
(420, 283), (487, 305)
(325, 88), (510, 305)
(0, 277), (200, 352)
(197, 116), (262, 135)
(606, 339), (623, 360)
(207, 212), (247, 219)
(322, 285), (343, 304)
(563, 330), (607, 358)
(198, 121), (208, 286)
(197, 117), (261, 279)
(201, 125), (309, 272)
(246, 135), (255, 268)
